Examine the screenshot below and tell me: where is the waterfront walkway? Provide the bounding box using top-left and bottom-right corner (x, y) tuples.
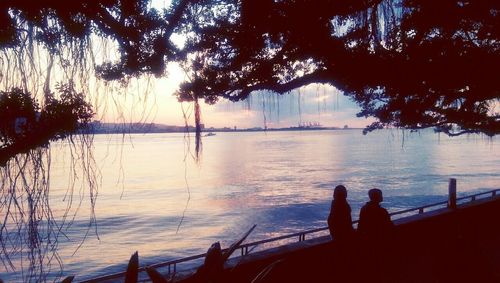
(85, 187), (500, 282)
(180, 190), (500, 282)
(236, 195), (500, 282)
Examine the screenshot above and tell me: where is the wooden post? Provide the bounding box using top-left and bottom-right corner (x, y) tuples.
(448, 178), (457, 209)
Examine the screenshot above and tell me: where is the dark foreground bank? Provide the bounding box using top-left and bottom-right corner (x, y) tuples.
(173, 194), (500, 283)
(85, 189), (500, 283)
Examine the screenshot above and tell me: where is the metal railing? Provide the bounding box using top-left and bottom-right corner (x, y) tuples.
(82, 188), (500, 283)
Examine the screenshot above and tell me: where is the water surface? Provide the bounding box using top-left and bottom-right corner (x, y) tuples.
(2, 129), (499, 281)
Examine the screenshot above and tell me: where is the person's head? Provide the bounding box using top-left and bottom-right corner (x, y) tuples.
(368, 188), (383, 203)
(334, 185), (347, 200)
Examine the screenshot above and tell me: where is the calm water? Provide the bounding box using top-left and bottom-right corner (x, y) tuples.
(2, 129), (499, 281)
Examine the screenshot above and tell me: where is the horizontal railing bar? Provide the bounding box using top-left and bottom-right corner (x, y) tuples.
(81, 251), (223, 282)
(148, 253), (206, 269)
(239, 227), (329, 248)
(389, 200), (449, 217)
(81, 188), (500, 283)
(456, 190), (499, 201)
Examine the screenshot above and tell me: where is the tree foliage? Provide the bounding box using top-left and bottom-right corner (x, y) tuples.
(0, 0), (191, 79)
(0, 84), (94, 165)
(0, 0), (499, 139)
(0, 1), (498, 280)
(176, 0), (499, 136)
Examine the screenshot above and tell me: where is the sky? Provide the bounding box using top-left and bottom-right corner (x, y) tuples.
(99, 62), (374, 129)
(113, 65), (372, 128)
(96, 61), (372, 128)
(93, 0), (375, 129)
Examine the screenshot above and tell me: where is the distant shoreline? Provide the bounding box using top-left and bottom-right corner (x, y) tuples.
(88, 122), (361, 135)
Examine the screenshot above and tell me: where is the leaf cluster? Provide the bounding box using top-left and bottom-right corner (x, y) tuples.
(1, 0), (498, 136)
(177, 0), (499, 136)
(0, 84), (94, 165)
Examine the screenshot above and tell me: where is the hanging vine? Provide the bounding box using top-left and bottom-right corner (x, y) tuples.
(0, 0), (499, 281)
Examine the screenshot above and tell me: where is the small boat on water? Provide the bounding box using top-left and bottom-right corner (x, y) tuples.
(204, 132), (216, 137)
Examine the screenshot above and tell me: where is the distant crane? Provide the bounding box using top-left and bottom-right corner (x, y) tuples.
(298, 121), (322, 128)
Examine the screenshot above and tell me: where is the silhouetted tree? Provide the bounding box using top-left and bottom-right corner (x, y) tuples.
(0, 1), (498, 281)
(0, 84), (94, 166)
(176, 0), (499, 136)
(1, 0), (498, 139)
(0, 0), (194, 78)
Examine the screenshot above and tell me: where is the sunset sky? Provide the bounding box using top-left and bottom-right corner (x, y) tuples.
(90, 0), (375, 129)
(108, 63), (375, 129)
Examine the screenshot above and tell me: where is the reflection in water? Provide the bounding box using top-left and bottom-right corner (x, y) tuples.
(2, 129), (498, 281)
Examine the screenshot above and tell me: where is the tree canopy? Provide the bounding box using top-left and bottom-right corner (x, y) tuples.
(1, 0), (499, 141)
(0, 1), (498, 280)
(176, 0), (499, 136)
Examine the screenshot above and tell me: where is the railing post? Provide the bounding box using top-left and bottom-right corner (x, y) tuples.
(448, 178), (457, 209)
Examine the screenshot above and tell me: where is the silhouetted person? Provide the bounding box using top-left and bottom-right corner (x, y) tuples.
(327, 185), (354, 241)
(326, 185), (357, 282)
(357, 188), (394, 282)
(358, 188), (393, 239)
